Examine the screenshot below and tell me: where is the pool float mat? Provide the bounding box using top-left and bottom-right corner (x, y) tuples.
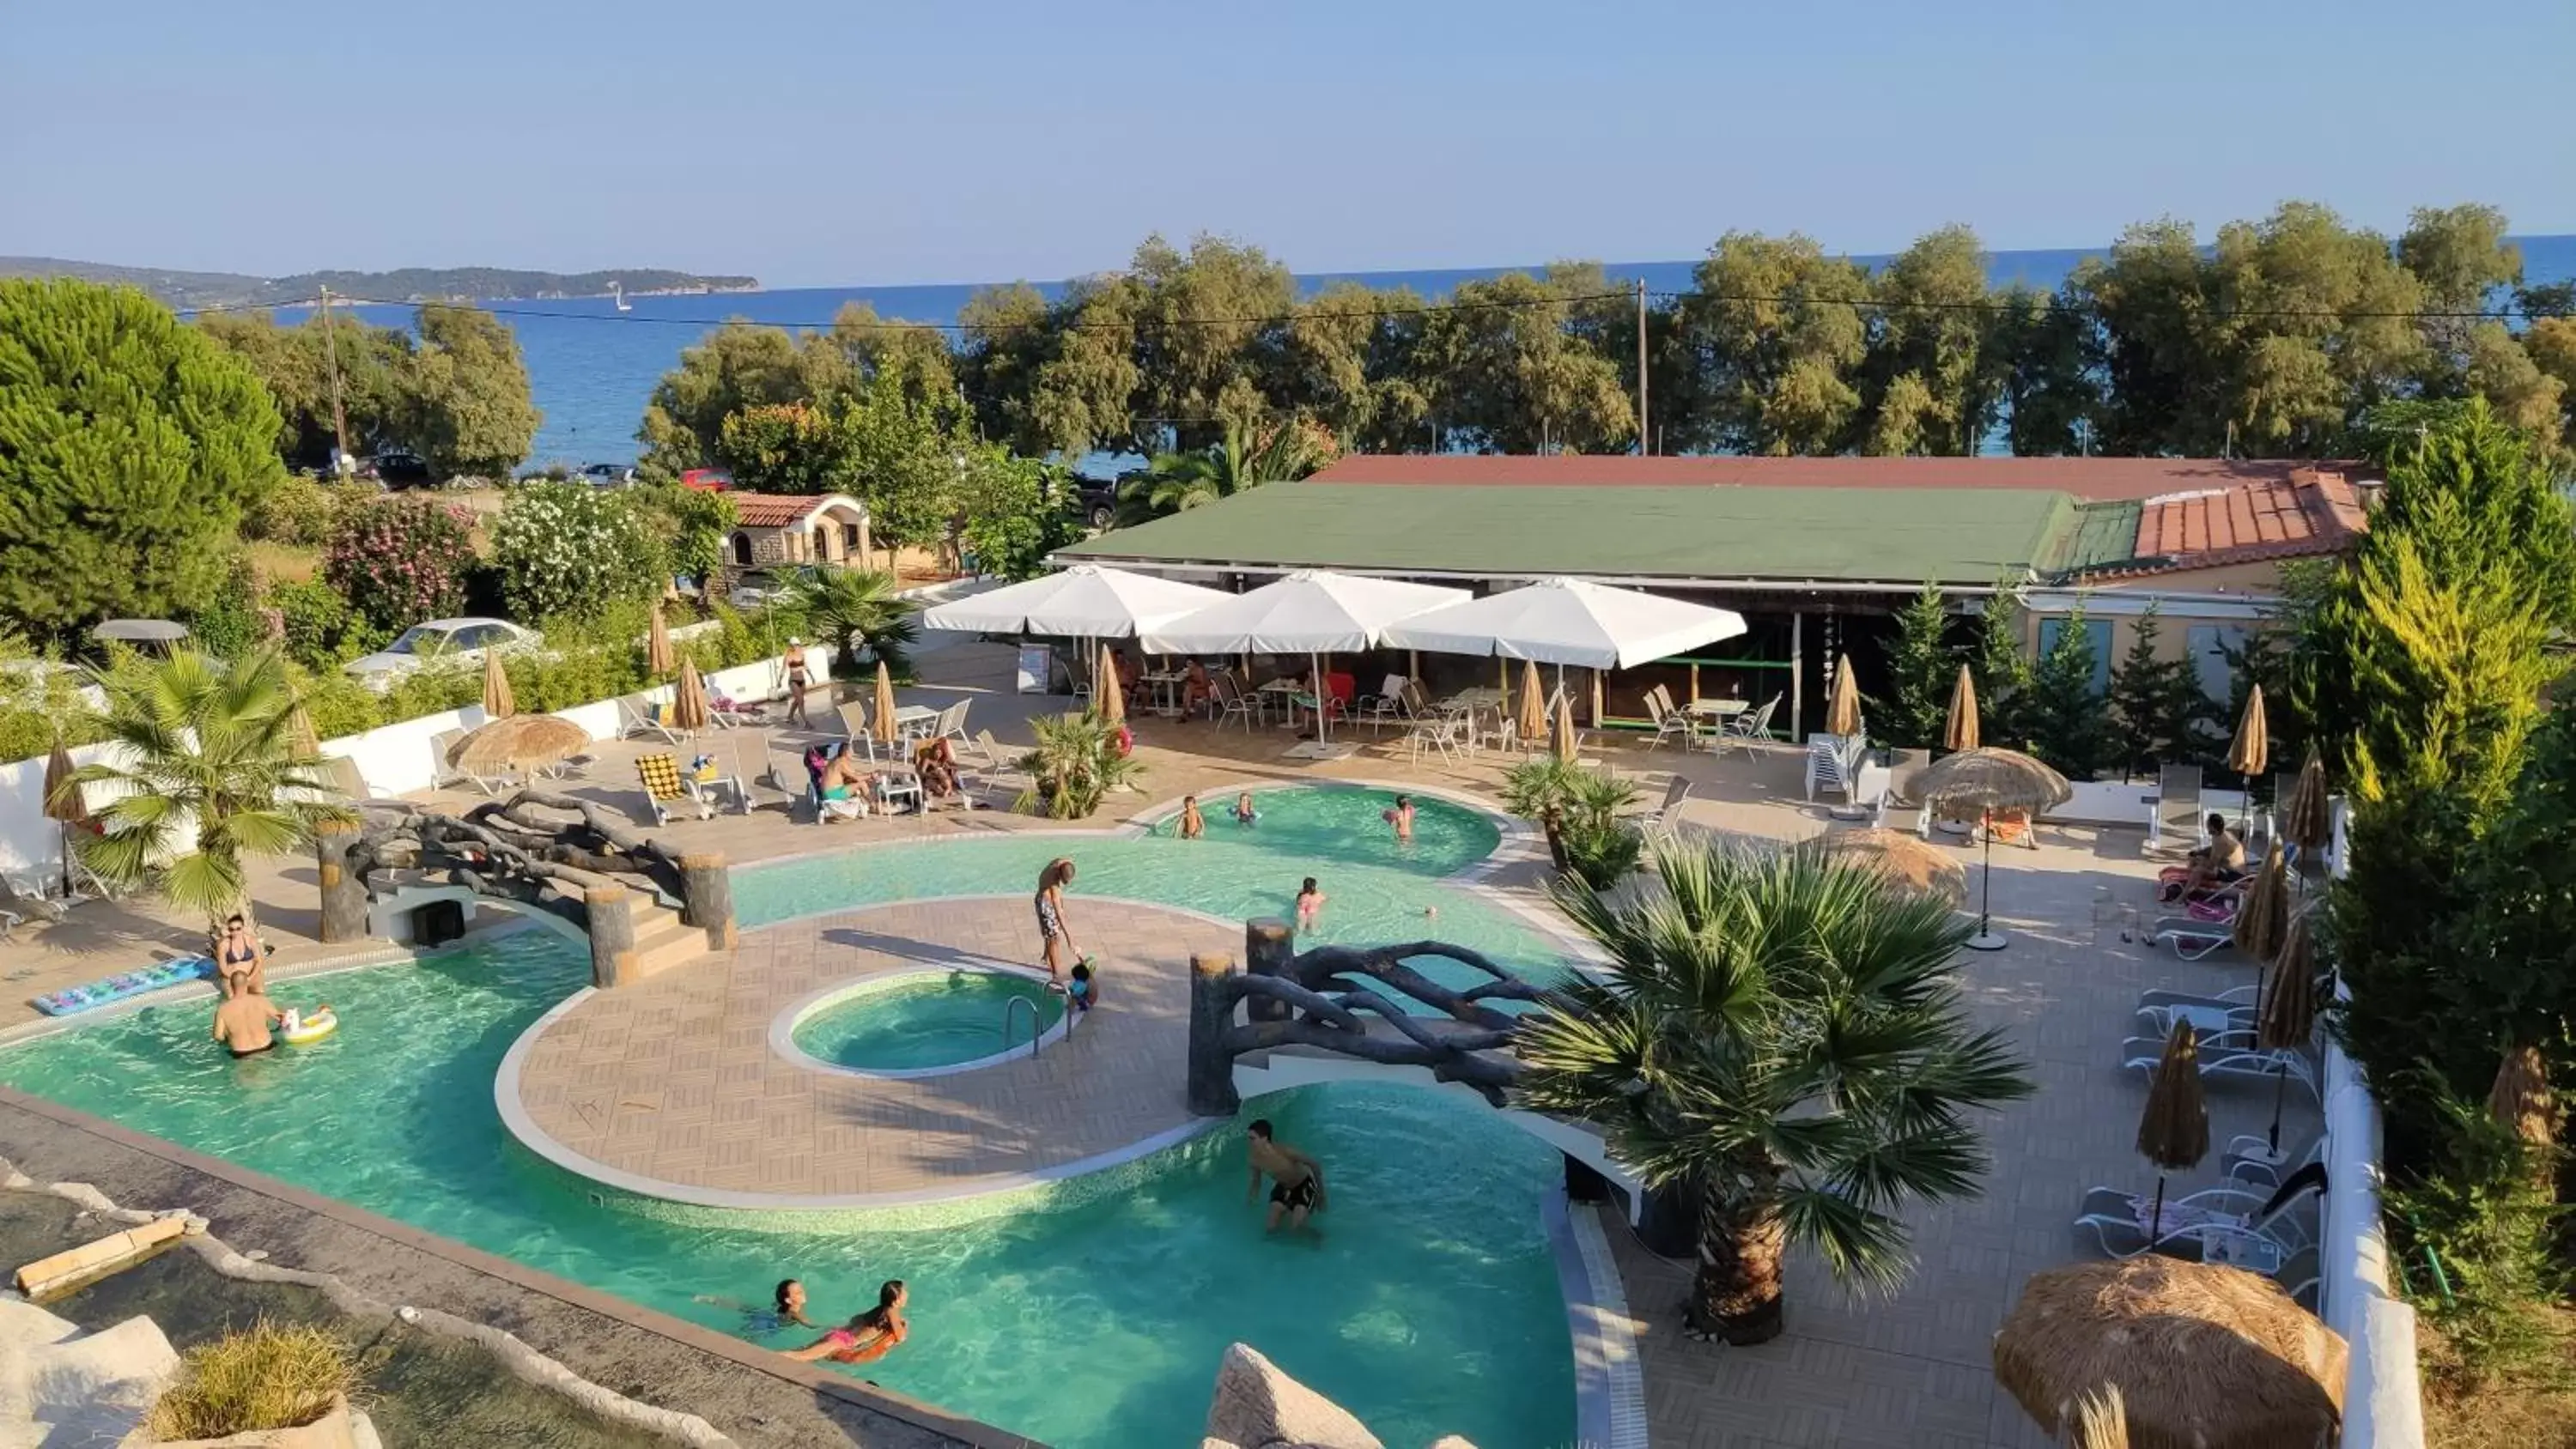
(31, 955), (215, 1016)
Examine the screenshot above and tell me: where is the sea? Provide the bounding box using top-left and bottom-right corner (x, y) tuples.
(290, 237), (2576, 470)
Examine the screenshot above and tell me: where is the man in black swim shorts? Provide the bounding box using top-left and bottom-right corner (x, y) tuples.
(1244, 1119), (1327, 1234)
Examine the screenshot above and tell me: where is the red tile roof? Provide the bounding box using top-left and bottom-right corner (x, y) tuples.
(732, 494), (851, 529)
(1308, 454), (2349, 502)
(2111, 470), (2367, 577)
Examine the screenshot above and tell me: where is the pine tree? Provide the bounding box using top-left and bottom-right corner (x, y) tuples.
(2024, 604), (2107, 779)
(2105, 604), (2197, 778)
(1883, 582), (1954, 749)
(1972, 581), (2033, 749)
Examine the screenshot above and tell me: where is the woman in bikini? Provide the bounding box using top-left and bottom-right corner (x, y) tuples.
(1034, 858), (1078, 983)
(216, 914), (265, 997)
(784, 1280), (908, 1365)
(783, 639), (812, 729)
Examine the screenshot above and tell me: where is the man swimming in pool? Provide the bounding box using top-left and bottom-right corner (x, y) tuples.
(211, 980), (284, 1058)
(1244, 1119), (1327, 1234)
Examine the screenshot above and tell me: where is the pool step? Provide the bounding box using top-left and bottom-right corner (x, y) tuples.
(626, 902), (711, 980)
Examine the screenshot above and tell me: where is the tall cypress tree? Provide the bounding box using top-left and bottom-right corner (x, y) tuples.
(1973, 580), (2033, 749)
(2024, 604), (2107, 779)
(2106, 604), (2197, 778)
(1883, 582), (1954, 749)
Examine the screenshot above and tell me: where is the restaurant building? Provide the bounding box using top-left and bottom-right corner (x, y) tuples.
(1052, 455), (2371, 738)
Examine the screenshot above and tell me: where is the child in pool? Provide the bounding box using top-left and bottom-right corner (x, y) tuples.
(1383, 794), (1415, 842)
(1232, 791), (1259, 825)
(1178, 795), (1205, 840)
(696, 1278), (817, 1337)
(1067, 961), (1097, 1013)
(1295, 877), (1325, 930)
(786, 1281), (908, 1365)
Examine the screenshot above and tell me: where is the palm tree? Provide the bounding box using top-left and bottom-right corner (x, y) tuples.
(1013, 708), (1143, 819)
(775, 565), (920, 679)
(1516, 840), (2032, 1345)
(1113, 416), (1336, 524)
(74, 648), (355, 949)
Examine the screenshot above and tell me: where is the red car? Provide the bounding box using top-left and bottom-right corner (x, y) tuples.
(680, 468), (734, 492)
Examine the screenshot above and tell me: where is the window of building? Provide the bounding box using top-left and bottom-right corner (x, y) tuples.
(2036, 616), (2114, 695)
(2185, 624), (2250, 704)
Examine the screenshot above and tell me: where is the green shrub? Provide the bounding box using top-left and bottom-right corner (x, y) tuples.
(145, 1320), (355, 1440)
(1015, 709), (1140, 818)
(490, 482), (666, 622)
(325, 494), (475, 633)
(269, 578), (380, 670)
(1501, 756), (1643, 887)
(380, 663), (480, 722)
(2385, 1087), (2572, 1388)
(289, 665), (383, 742)
(187, 560), (267, 661)
(246, 472), (338, 548)
(0, 663), (106, 761)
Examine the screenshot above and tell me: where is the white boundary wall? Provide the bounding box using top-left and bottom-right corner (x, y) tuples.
(0, 653), (793, 886)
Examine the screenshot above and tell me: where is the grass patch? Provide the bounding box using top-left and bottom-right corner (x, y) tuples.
(245, 541), (319, 585)
(146, 1320), (355, 1440)
(2419, 1306), (2576, 1449)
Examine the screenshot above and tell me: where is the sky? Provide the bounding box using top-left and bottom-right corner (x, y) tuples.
(4, 0), (2571, 288)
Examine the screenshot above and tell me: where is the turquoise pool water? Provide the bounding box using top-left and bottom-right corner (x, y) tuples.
(790, 970), (1064, 1071)
(1142, 785), (1501, 877)
(0, 785), (1580, 1447)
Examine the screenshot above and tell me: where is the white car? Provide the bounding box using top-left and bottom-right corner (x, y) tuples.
(344, 617), (541, 687)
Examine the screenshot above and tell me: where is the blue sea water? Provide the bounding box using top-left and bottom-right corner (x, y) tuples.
(289, 236), (2576, 469)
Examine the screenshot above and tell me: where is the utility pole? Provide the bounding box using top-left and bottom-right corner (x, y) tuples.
(1634, 277), (1649, 455)
(319, 285), (351, 471)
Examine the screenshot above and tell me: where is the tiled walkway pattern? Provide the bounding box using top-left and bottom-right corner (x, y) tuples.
(511, 898), (1236, 1201)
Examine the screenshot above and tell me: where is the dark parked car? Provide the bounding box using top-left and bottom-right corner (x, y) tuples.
(369, 449), (434, 488)
(1073, 477), (1118, 529)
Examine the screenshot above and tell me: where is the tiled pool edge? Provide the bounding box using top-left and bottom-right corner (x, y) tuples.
(0, 1084), (1038, 1449)
(1548, 1190), (1649, 1449)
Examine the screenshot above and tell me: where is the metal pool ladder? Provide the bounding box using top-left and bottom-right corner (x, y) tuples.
(1001, 993), (1043, 1058)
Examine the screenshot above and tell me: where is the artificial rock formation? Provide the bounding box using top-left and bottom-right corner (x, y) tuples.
(0, 1296), (178, 1447)
(1200, 1343), (1478, 1449)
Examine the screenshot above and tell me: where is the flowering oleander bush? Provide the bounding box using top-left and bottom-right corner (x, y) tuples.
(490, 482), (666, 623)
(323, 495), (475, 632)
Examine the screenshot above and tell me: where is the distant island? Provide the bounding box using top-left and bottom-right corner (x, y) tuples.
(0, 258), (761, 310)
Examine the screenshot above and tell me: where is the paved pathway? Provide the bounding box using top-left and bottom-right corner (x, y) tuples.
(508, 897), (1237, 1204)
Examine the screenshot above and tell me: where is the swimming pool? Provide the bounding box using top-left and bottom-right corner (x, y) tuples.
(0, 785), (1581, 1447)
(788, 969), (1064, 1073)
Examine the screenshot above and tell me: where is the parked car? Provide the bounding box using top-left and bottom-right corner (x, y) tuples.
(580, 463), (635, 488)
(343, 617), (541, 687)
(727, 569), (787, 609)
(1073, 477), (1118, 529)
(680, 468), (734, 492)
(368, 450), (434, 488)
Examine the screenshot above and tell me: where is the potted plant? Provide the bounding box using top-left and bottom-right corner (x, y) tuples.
(1014, 708), (1143, 820)
(145, 1321), (361, 1448)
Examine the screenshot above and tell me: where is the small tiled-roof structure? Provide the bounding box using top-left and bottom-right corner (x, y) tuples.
(1308, 453), (2342, 502)
(732, 494), (853, 529)
(2050, 469), (2367, 579)
(723, 492), (870, 573)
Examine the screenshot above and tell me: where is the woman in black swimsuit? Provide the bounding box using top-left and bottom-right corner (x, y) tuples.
(217, 914), (264, 997)
(1034, 858), (1078, 983)
(784, 640), (812, 729)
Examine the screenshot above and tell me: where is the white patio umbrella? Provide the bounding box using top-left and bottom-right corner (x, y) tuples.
(1140, 570), (1468, 743)
(920, 564), (1233, 700)
(1381, 577), (1746, 669)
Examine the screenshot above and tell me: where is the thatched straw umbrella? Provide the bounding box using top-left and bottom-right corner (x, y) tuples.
(671, 658), (711, 734)
(1994, 1257), (2348, 1449)
(2136, 1020), (2209, 1245)
(1944, 664), (1980, 754)
(2256, 909), (2318, 1152)
(2227, 685), (2269, 834)
(1914, 747), (2072, 951)
(2488, 1045), (2555, 1149)
(1092, 643), (1126, 727)
(285, 705), (319, 761)
(1826, 653), (1864, 737)
(647, 603), (676, 676)
(41, 739), (88, 899)
(2281, 748), (2332, 879)
(1552, 691), (1579, 764)
(1822, 828), (1968, 906)
(1516, 659), (1546, 746)
(874, 658), (904, 749)
(447, 714), (590, 777)
(2230, 845), (2289, 962)
(481, 646), (516, 720)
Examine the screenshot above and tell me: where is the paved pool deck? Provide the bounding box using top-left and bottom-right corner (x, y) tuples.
(504, 897), (1235, 1208)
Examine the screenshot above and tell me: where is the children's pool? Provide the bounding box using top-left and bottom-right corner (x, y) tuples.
(0, 785), (1580, 1447)
(789, 970), (1064, 1071)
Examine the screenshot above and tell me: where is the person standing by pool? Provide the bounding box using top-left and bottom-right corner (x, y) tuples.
(785, 1280), (909, 1365)
(1035, 858), (1079, 983)
(1177, 795), (1205, 840)
(1385, 795), (1415, 843)
(1244, 1119), (1327, 1234)
(211, 979), (283, 1059)
(783, 638), (812, 729)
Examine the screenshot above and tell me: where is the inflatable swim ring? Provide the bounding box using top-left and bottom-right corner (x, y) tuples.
(280, 1007), (338, 1046)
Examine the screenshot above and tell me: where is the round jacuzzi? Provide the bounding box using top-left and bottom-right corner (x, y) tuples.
(783, 968), (1066, 1077)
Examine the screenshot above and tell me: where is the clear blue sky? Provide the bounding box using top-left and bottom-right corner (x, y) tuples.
(5, 0), (2569, 288)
